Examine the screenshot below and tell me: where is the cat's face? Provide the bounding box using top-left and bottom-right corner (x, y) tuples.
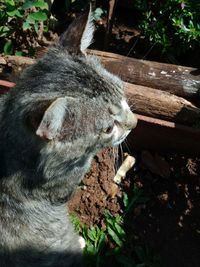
(98, 99), (137, 147)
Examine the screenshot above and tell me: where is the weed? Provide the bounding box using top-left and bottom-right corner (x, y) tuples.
(70, 185), (161, 267)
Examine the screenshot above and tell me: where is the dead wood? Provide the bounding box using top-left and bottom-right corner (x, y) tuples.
(125, 82), (200, 125)
(89, 50), (200, 99)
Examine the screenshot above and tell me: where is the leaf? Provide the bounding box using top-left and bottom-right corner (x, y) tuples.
(96, 232), (106, 252)
(22, 0), (35, 10)
(26, 14), (35, 24)
(23, 21), (31, 31)
(29, 11), (47, 21)
(5, 0), (15, 5)
(85, 243), (96, 255)
(0, 26), (10, 37)
(3, 41), (13, 55)
(107, 225), (123, 247)
(123, 192), (129, 208)
(34, 22), (38, 33)
(34, 1), (48, 10)
(87, 227), (97, 242)
(114, 222), (126, 237)
(6, 9), (18, 17)
(15, 51), (23, 56)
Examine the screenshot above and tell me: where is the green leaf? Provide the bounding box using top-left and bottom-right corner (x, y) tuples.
(34, 1), (48, 9)
(96, 232), (106, 251)
(29, 11), (47, 21)
(114, 222), (126, 237)
(15, 51), (23, 56)
(22, 21), (31, 31)
(22, 0), (48, 10)
(22, 0), (35, 10)
(6, 9), (18, 17)
(5, 0), (15, 6)
(43, 25), (48, 32)
(34, 22), (38, 33)
(87, 227), (97, 242)
(26, 14), (35, 24)
(3, 41), (13, 55)
(0, 26), (10, 37)
(85, 243), (96, 255)
(123, 192), (129, 208)
(107, 225), (123, 247)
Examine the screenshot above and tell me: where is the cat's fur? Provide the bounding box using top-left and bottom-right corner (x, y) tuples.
(0, 6), (137, 267)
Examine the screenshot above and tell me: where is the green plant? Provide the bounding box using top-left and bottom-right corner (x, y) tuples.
(104, 210), (126, 250)
(70, 186), (160, 267)
(123, 185), (149, 215)
(83, 225), (106, 266)
(0, 0), (49, 56)
(134, 0), (200, 62)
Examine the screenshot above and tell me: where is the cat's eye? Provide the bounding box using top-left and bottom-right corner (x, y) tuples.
(103, 125), (114, 134)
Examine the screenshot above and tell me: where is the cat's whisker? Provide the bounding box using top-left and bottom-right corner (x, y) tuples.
(123, 139), (131, 155)
(119, 143), (124, 162)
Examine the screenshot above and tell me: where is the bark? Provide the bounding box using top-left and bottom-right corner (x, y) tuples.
(89, 50), (200, 99)
(125, 82), (200, 125)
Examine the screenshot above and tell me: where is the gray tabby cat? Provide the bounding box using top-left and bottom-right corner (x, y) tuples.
(0, 6), (137, 267)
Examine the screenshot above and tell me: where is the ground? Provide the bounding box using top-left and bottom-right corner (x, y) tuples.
(68, 148), (200, 267)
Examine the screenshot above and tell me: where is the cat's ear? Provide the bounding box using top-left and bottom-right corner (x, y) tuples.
(35, 97), (68, 140)
(58, 4), (94, 55)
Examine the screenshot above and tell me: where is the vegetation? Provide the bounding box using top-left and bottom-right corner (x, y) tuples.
(70, 186), (161, 267)
(1, 0), (200, 63)
(0, 0), (49, 56)
(134, 0), (200, 62)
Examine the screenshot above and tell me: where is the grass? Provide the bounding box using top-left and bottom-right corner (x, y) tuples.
(70, 185), (162, 267)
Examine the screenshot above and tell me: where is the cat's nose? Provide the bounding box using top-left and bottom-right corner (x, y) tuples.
(126, 111), (138, 130)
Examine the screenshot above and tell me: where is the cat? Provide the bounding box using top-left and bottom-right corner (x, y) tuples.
(0, 5), (137, 267)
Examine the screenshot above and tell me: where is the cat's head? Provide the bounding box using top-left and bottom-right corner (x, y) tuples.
(5, 5), (137, 173)
(36, 6), (137, 144)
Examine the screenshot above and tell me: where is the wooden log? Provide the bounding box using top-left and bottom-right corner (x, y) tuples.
(89, 50), (200, 99)
(1, 52), (200, 100)
(127, 114), (200, 156)
(0, 55), (35, 82)
(125, 82), (200, 125)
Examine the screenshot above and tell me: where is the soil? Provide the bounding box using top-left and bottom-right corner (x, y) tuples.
(68, 147), (121, 226)
(68, 148), (200, 267)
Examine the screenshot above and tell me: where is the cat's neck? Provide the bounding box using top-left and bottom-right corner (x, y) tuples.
(2, 149), (94, 205)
